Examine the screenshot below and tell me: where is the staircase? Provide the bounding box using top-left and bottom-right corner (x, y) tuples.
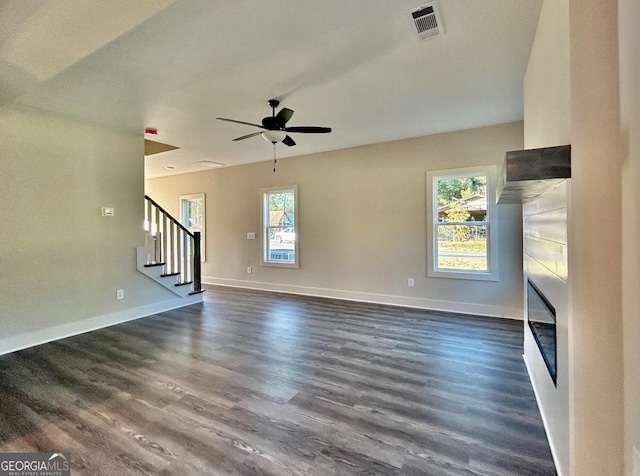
(137, 195), (204, 297)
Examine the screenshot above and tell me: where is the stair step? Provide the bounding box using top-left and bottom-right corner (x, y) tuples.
(137, 246), (199, 299)
(160, 272), (180, 277)
(144, 262), (166, 268)
(175, 281), (193, 287)
(189, 289), (206, 296)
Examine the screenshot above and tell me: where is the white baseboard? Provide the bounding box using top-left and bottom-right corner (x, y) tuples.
(523, 353), (564, 476)
(202, 276), (522, 319)
(0, 293), (203, 357)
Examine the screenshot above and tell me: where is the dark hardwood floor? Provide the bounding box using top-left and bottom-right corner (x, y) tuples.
(0, 286), (556, 475)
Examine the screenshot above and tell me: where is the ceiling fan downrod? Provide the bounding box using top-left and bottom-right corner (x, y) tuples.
(268, 99), (279, 119)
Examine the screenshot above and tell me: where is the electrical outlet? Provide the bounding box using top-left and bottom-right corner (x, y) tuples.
(634, 446), (640, 476)
(116, 289), (124, 300)
(247, 267), (252, 274)
(247, 232), (256, 239)
(408, 278), (415, 287)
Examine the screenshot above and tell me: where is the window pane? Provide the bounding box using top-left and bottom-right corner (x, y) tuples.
(264, 190), (296, 264)
(437, 224), (487, 271)
(180, 194), (205, 262)
(183, 198), (203, 232)
(435, 174), (488, 272)
(267, 225), (296, 263)
(437, 176), (487, 223)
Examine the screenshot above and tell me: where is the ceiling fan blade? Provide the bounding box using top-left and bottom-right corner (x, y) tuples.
(284, 126), (332, 133)
(217, 117), (266, 129)
(282, 135), (296, 147)
(233, 131), (263, 141)
(275, 108), (294, 127)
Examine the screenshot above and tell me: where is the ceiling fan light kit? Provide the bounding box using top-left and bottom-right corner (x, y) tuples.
(262, 130), (286, 143)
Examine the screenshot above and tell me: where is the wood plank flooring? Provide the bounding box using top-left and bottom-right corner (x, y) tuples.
(0, 286), (556, 475)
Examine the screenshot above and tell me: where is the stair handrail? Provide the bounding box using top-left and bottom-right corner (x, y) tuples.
(144, 195), (194, 237)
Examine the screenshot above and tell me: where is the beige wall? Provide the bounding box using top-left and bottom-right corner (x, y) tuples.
(0, 105), (182, 354)
(146, 122), (525, 317)
(619, 0), (640, 473)
(524, 0), (571, 149)
(522, 1), (571, 474)
(569, 0), (623, 474)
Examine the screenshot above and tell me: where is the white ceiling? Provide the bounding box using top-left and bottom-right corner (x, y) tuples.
(0, 0), (542, 178)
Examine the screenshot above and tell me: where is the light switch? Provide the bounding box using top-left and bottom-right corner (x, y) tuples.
(101, 207), (114, 217)
(247, 232), (256, 239)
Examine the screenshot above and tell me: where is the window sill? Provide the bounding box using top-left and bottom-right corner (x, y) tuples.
(428, 268), (498, 282)
(261, 261), (299, 269)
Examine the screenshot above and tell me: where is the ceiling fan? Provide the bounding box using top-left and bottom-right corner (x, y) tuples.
(216, 99), (331, 147)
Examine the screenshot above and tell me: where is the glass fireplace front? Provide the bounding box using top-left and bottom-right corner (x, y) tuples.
(527, 279), (557, 385)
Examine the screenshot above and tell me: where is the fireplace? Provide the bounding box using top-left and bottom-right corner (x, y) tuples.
(527, 279), (557, 385)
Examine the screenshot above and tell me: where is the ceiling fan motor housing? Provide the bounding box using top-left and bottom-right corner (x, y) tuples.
(262, 116), (279, 129)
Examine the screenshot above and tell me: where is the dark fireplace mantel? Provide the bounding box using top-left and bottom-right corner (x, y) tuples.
(497, 144), (571, 204)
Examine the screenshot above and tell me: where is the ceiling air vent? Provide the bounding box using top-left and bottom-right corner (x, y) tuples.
(409, 2), (443, 39)
(194, 160), (225, 168)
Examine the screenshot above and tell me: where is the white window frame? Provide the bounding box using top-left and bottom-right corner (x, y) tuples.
(261, 185), (299, 268)
(179, 193), (206, 262)
(426, 165), (498, 281)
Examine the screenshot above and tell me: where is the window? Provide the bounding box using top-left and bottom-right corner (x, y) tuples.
(426, 166), (498, 281)
(179, 193), (205, 261)
(261, 185), (298, 267)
